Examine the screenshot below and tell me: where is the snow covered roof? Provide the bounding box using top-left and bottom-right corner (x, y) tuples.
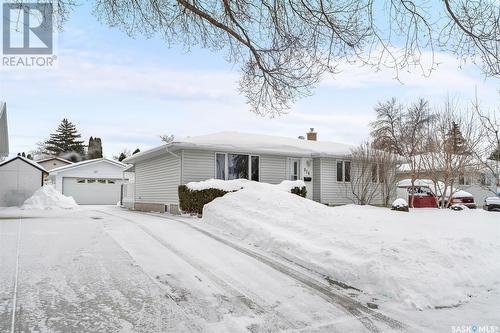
(0, 155), (47, 173)
(0, 102), (8, 157)
(35, 156), (73, 164)
(125, 131), (356, 164)
(49, 158), (128, 174)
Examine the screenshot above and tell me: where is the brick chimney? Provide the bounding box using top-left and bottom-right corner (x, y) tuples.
(306, 128), (317, 141)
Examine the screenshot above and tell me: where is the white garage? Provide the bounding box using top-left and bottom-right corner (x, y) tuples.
(0, 156), (47, 206)
(48, 158), (128, 205)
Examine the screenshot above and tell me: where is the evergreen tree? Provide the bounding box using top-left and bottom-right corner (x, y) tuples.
(490, 144), (500, 161)
(444, 122), (469, 155)
(132, 148), (140, 155)
(45, 119), (85, 161)
(117, 152), (127, 162)
(87, 136), (103, 159)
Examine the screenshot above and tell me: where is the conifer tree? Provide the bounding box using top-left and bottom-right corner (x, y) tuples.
(490, 144), (500, 161)
(444, 122), (469, 155)
(87, 136), (103, 159)
(117, 152), (127, 162)
(45, 119), (85, 161)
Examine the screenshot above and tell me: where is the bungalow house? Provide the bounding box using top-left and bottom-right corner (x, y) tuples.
(36, 156), (73, 172)
(0, 102), (8, 160)
(123, 130), (389, 213)
(397, 160), (499, 207)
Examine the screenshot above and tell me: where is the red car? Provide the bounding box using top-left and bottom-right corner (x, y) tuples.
(398, 179), (477, 209)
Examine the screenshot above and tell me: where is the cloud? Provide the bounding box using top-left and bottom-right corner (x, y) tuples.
(321, 51), (494, 94)
(2, 48), (241, 100)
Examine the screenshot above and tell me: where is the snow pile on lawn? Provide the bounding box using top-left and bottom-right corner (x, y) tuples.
(202, 184), (500, 310)
(22, 185), (78, 210)
(392, 198), (408, 208)
(186, 178), (305, 192)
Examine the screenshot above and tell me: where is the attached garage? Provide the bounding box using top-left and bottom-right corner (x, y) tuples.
(48, 158), (128, 205)
(0, 156), (47, 206)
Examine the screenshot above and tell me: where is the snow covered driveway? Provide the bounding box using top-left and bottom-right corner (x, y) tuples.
(0, 206), (404, 333)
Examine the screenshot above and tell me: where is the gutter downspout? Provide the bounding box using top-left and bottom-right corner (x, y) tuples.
(165, 146), (180, 159)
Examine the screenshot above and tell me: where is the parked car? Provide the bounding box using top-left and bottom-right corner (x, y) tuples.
(397, 179), (477, 209)
(445, 190), (477, 209)
(406, 186), (438, 208)
(483, 197), (500, 211)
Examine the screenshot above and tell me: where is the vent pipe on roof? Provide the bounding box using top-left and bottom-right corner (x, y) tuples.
(307, 128), (317, 141)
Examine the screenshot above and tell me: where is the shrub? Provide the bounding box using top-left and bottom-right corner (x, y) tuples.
(178, 185), (228, 215)
(178, 184), (307, 215)
(291, 186), (307, 198)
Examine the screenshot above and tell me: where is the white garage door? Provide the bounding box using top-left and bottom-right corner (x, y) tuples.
(62, 177), (123, 205)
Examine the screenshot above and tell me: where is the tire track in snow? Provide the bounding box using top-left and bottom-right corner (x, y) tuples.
(96, 209), (299, 331)
(131, 210), (407, 332)
(10, 217), (22, 333)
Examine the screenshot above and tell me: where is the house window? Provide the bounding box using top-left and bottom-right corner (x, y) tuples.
(216, 153), (259, 181)
(337, 160), (351, 182)
(459, 174), (471, 185)
(228, 154), (249, 180)
(87, 179), (96, 183)
(378, 166), (385, 184)
(216, 153), (226, 180)
(345, 161), (351, 182)
(337, 161), (343, 182)
(251, 156), (259, 181)
(77, 179), (86, 184)
(290, 159), (300, 180)
(371, 164), (378, 183)
(98, 179), (106, 184)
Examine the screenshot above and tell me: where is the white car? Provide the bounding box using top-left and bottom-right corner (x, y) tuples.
(483, 197), (500, 211)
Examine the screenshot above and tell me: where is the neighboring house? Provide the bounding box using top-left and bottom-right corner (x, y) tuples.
(36, 156), (73, 172)
(48, 158), (128, 205)
(397, 163), (499, 207)
(454, 168), (499, 206)
(0, 102), (8, 159)
(123, 130), (389, 213)
(0, 156), (47, 206)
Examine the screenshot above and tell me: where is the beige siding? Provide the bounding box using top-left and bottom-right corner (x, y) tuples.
(319, 157), (384, 205)
(135, 154), (180, 205)
(312, 158), (321, 202)
(260, 155), (287, 184)
(181, 149), (215, 183)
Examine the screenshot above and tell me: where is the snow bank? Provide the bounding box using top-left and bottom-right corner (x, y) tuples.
(202, 183), (500, 310)
(22, 185), (78, 210)
(186, 179), (250, 191)
(392, 198), (408, 208)
(186, 178), (305, 192)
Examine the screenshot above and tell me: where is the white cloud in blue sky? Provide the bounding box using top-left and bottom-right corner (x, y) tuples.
(0, 3), (498, 157)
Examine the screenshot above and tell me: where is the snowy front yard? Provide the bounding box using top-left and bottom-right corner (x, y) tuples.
(1, 183), (499, 332)
(197, 182), (500, 331)
(0, 205), (402, 333)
